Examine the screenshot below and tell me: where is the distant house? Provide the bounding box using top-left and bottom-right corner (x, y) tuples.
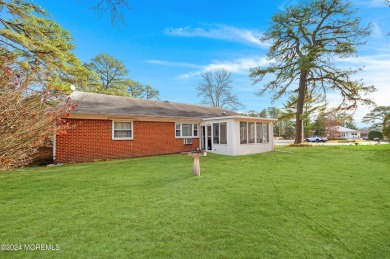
(329, 126), (361, 139)
(54, 92), (275, 163)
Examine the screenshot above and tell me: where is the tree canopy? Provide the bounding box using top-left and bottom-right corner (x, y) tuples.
(197, 70), (243, 111)
(0, 0), (90, 92)
(250, 0), (375, 143)
(362, 106), (390, 129)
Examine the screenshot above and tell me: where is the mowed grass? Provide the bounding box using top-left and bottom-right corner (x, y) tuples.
(0, 145), (389, 258)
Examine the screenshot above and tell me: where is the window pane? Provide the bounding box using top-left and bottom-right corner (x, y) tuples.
(182, 124), (192, 137)
(114, 130), (132, 138)
(193, 124), (198, 137)
(248, 122), (255, 143)
(213, 123), (219, 144)
(262, 123), (269, 143)
(240, 122), (247, 144)
(176, 124), (181, 137)
(220, 122), (227, 144)
(256, 123), (263, 143)
(114, 122), (131, 130)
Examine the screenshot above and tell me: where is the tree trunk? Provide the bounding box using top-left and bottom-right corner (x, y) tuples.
(294, 70), (308, 144)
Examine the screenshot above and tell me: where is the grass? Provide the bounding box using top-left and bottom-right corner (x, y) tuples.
(0, 145), (389, 258)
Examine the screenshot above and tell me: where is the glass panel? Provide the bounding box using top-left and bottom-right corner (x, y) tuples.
(213, 123), (219, 144)
(182, 124), (192, 137)
(114, 122), (131, 130)
(240, 122), (247, 144)
(207, 125), (212, 150)
(248, 122), (255, 143)
(193, 124), (198, 137)
(262, 123), (269, 143)
(220, 122), (227, 144)
(256, 122), (263, 143)
(114, 130), (132, 138)
(176, 124), (181, 137)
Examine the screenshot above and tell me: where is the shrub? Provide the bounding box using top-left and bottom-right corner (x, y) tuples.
(368, 130), (383, 140)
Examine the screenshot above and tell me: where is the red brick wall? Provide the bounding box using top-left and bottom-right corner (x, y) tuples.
(55, 119), (199, 163)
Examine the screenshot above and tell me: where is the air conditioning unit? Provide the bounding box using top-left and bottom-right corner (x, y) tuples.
(184, 138), (193, 145)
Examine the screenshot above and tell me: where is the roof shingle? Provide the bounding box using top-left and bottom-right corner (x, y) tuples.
(70, 91), (241, 119)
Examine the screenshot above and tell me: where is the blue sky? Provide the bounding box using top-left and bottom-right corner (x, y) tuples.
(35, 0), (390, 127)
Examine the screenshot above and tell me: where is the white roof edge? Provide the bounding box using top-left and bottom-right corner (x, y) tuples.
(202, 116), (277, 121)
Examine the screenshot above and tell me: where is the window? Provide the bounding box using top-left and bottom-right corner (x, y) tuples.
(182, 124), (192, 137)
(213, 123), (219, 144)
(256, 123), (263, 143)
(262, 123), (269, 143)
(176, 124), (181, 137)
(240, 122), (248, 144)
(175, 123), (199, 138)
(220, 122), (227, 144)
(112, 121), (133, 140)
(240, 121), (269, 144)
(194, 124), (198, 137)
(248, 122), (255, 143)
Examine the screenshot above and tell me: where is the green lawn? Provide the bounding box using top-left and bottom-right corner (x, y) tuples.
(1, 145), (389, 258)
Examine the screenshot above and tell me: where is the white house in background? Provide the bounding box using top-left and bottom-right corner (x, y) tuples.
(331, 126), (361, 139)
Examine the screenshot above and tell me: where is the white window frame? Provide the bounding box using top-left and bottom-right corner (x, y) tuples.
(175, 123), (199, 138)
(212, 122), (228, 145)
(112, 120), (133, 140)
(240, 121), (269, 145)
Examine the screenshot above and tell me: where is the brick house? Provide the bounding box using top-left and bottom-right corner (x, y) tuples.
(54, 92), (275, 163)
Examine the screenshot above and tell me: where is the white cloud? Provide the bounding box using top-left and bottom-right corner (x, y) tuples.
(164, 24), (269, 48)
(144, 59), (201, 69)
(175, 56), (271, 80)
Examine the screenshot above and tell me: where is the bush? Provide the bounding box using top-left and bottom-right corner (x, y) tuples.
(368, 130), (383, 140)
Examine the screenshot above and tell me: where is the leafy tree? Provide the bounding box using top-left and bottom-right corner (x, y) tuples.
(314, 111), (342, 137)
(0, 0), (89, 92)
(246, 109), (267, 117)
(267, 107), (282, 137)
(259, 108), (268, 118)
(250, 0), (375, 144)
(85, 53), (129, 95)
(197, 70), (243, 110)
(383, 113), (390, 142)
(126, 80), (145, 97)
(368, 130), (383, 140)
(362, 106), (390, 129)
(144, 85), (159, 100)
(247, 110), (259, 117)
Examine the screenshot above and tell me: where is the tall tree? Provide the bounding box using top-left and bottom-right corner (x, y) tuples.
(126, 79), (145, 97)
(362, 106), (390, 129)
(267, 107), (282, 137)
(0, 0), (89, 92)
(144, 85), (159, 100)
(250, 0), (375, 144)
(197, 70), (243, 111)
(85, 53), (128, 95)
(259, 108), (268, 118)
